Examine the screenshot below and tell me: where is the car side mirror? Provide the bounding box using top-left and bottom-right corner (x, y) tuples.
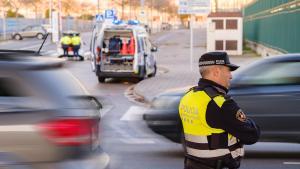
(151, 46), (158, 52)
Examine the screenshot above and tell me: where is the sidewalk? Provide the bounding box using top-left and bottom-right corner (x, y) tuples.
(134, 28), (261, 102)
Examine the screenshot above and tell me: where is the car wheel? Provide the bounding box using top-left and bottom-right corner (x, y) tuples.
(36, 33), (44, 40)
(98, 77), (105, 83)
(14, 34), (22, 40)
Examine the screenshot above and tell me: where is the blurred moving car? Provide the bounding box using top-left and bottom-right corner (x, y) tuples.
(12, 25), (47, 40)
(0, 51), (103, 168)
(144, 54), (300, 144)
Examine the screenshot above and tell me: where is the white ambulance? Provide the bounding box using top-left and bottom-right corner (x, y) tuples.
(88, 20), (157, 83)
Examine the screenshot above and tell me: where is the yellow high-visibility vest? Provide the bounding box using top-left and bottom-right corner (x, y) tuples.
(60, 36), (71, 45)
(71, 36), (81, 46)
(179, 89), (244, 159)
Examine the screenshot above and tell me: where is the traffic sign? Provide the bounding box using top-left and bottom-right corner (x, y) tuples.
(178, 0), (211, 15)
(95, 14), (104, 22)
(105, 9), (116, 19)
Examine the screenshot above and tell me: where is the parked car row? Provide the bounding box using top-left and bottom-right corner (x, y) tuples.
(144, 54), (300, 144)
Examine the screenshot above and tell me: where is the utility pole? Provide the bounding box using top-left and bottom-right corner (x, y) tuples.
(129, 0), (131, 19)
(2, 8), (6, 40)
(97, 0), (100, 14)
(122, 0), (124, 19)
(151, 0), (153, 29)
(49, 0), (52, 26)
(58, 0), (62, 37)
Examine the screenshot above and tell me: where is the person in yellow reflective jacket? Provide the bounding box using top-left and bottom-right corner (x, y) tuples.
(179, 52), (260, 169)
(60, 33), (72, 56)
(71, 33), (83, 60)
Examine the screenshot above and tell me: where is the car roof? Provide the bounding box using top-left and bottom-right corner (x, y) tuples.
(259, 54), (300, 63)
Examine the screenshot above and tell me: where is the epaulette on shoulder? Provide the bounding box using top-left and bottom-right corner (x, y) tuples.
(203, 87), (220, 99)
(189, 86), (203, 92)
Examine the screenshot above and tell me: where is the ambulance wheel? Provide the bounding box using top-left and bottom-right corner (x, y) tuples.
(149, 64), (157, 77)
(98, 77), (105, 83)
(138, 66), (146, 81)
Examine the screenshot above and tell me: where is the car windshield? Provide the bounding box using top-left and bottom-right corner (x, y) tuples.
(234, 61), (300, 85)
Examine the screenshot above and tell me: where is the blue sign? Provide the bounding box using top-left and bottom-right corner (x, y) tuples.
(95, 14), (104, 22)
(128, 20), (140, 25)
(105, 9), (116, 19)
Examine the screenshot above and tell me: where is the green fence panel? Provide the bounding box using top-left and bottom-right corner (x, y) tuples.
(244, 0), (300, 53)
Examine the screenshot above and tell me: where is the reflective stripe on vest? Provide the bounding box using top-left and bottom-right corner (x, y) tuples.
(187, 147), (230, 158)
(179, 89), (244, 159)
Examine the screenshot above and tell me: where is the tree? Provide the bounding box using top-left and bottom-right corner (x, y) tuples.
(78, 14), (93, 20)
(6, 0), (22, 18)
(45, 8), (49, 18)
(6, 8), (24, 17)
(22, 0), (42, 19)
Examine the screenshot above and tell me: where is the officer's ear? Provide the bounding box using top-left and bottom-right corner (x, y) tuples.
(212, 66), (221, 78)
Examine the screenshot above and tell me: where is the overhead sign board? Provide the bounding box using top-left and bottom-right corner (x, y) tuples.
(178, 0), (211, 15)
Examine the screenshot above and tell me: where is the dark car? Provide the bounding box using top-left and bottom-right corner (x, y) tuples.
(143, 54), (300, 144)
(0, 52), (103, 168)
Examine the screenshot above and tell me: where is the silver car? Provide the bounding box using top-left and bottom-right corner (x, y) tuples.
(12, 25), (47, 40)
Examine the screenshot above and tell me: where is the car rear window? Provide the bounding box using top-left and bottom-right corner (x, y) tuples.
(235, 61), (300, 85)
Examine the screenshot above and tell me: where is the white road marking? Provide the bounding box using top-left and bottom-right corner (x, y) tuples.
(120, 106), (147, 121)
(101, 105), (113, 118)
(120, 138), (155, 144)
(153, 33), (174, 43)
(283, 162), (300, 165)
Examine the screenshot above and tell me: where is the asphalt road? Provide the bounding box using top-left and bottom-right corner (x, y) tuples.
(1, 30), (300, 169)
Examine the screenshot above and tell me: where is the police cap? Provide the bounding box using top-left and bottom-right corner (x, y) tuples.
(199, 52), (239, 71)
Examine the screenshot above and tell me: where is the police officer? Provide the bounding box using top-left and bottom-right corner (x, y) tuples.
(179, 52), (260, 169)
(71, 33), (83, 60)
(60, 33), (72, 57)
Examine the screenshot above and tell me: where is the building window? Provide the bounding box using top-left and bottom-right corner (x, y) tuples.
(226, 40), (238, 50)
(215, 40), (223, 50)
(212, 20), (224, 29)
(226, 19), (238, 29)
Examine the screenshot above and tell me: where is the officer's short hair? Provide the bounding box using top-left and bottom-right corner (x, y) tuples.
(199, 65), (219, 77)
